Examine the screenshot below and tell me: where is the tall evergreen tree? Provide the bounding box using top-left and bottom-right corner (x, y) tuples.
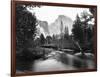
(72, 14), (84, 43)
(16, 4), (37, 50)
(40, 34), (45, 45)
(72, 9), (96, 54)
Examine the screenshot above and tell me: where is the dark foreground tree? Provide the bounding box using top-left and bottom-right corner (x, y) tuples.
(72, 14), (84, 43)
(72, 9), (95, 54)
(16, 4), (44, 62)
(16, 4), (37, 50)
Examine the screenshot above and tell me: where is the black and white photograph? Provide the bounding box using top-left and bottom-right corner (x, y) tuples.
(15, 2), (97, 74)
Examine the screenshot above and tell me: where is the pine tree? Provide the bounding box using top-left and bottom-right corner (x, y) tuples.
(16, 4), (37, 50)
(40, 34), (45, 45)
(72, 14), (84, 43)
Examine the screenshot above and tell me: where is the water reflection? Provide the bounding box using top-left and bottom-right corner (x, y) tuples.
(16, 51), (95, 73)
(16, 60), (34, 72)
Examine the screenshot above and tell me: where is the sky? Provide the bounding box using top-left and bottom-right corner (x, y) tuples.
(27, 6), (90, 25)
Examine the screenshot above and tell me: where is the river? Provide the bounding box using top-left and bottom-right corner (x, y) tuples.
(16, 50), (95, 73)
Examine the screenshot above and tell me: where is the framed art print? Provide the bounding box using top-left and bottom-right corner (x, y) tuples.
(11, 0), (97, 77)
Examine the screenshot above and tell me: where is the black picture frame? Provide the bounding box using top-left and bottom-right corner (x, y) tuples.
(11, 0), (97, 77)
